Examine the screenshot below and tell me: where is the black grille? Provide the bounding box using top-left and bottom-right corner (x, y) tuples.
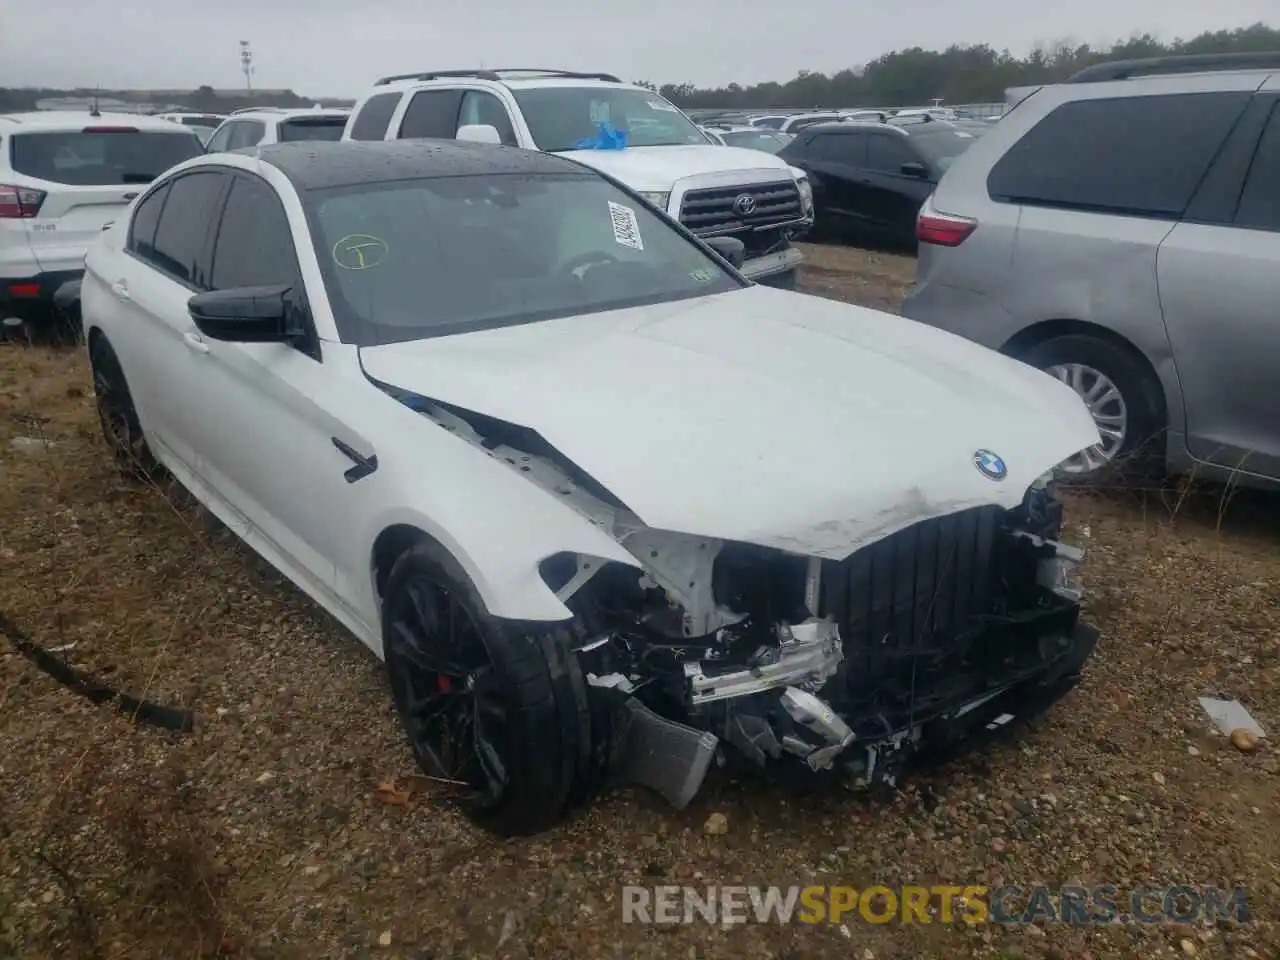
(678, 180), (803, 236)
(820, 506), (1005, 718)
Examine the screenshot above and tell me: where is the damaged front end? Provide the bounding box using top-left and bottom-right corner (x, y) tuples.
(391, 386), (1098, 809)
(548, 480), (1097, 807)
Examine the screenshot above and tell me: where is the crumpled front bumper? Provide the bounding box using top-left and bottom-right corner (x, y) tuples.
(613, 617), (1099, 808)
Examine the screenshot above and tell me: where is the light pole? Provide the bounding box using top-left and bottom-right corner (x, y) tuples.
(239, 40), (254, 95)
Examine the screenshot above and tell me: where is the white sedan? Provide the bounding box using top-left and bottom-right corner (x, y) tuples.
(81, 140), (1101, 835)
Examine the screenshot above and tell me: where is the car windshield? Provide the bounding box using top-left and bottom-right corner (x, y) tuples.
(720, 131), (793, 153)
(306, 173), (742, 346)
(9, 130), (204, 185)
(911, 129), (979, 172)
(511, 87), (708, 151)
(278, 117), (347, 142)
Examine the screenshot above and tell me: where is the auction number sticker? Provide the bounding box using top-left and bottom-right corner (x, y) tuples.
(608, 202), (644, 250)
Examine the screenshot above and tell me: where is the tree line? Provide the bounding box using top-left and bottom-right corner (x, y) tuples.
(2, 22), (1276, 114)
(639, 22), (1279, 108)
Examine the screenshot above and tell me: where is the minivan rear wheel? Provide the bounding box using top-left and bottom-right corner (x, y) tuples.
(1019, 334), (1164, 482)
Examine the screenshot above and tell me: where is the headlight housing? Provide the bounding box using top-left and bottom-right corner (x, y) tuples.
(638, 191), (671, 213)
(797, 177), (814, 216)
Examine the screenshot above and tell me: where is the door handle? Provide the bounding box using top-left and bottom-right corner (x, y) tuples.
(183, 331), (210, 354)
(110, 280), (130, 301)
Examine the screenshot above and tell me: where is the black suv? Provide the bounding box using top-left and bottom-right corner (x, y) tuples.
(780, 119), (980, 246)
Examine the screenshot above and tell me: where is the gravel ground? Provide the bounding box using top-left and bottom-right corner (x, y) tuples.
(1, 241), (1277, 959)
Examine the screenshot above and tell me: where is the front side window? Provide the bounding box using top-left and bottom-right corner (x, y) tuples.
(210, 176), (298, 289)
(512, 87), (707, 151)
(865, 135), (918, 173)
(227, 121), (266, 150)
(9, 129), (203, 185)
(205, 124), (234, 153)
(458, 91), (517, 146)
(910, 129), (978, 172)
(146, 171), (226, 285)
(304, 173), (742, 345)
(987, 92), (1252, 218)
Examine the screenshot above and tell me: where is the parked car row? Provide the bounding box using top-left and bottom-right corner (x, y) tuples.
(2, 71), (818, 334)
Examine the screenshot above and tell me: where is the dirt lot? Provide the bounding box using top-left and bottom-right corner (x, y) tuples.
(1, 242), (1277, 959)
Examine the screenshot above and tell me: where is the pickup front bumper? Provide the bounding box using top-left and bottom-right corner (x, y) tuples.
(739, 244), (804, 283)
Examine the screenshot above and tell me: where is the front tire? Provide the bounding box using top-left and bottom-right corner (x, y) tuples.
(381, 541), (594, 835)
(1019, 333), (1164, 482)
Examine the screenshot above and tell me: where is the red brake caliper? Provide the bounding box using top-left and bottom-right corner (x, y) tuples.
(436, 675), (453, 693)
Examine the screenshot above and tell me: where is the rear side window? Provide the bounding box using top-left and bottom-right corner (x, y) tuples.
(9, 130), (203, 185)
(987, 92), (1252, 218)
(146, 171), (226, 286)
(1235, 102), (1280, 233)
(128, 182), (170, 257)
(349, 92), (402, 140)
(804, 132), (867, 164)
(398, 90), (462, 139)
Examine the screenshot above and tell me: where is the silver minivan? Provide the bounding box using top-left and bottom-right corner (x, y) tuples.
(903, 52), (1280, 487)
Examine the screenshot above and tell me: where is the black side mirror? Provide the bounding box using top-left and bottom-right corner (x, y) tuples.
(704, 235), (746, 269)
(900, 161), (929, 179)
(187, 285), (301, 342)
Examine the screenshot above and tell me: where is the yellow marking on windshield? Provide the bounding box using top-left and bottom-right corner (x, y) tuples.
(332, 234), (389, 270)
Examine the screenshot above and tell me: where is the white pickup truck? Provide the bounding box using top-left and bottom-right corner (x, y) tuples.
(340, 69), (814, 288)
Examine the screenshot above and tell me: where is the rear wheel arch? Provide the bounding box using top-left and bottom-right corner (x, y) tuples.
(1000, 318), (1168, 425)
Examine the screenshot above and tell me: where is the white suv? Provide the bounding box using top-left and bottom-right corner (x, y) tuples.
(1, 111), (203, 330)
(341, 69), (814, 287)
(204, 107), (350, 153)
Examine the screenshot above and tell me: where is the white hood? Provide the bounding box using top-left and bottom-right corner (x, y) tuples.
(359, 286), (1100, 559)
(558, 144), (795, 190)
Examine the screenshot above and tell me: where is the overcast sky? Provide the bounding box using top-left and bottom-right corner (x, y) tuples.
(2, 0), (1274, 96)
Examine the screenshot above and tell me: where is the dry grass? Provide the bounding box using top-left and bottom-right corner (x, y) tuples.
(1, 245), (1278, 958)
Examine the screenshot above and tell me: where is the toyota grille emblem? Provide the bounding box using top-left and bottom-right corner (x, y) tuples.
(732, 194), (757, 216)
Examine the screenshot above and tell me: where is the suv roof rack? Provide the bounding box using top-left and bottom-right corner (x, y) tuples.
(228, 106), (287, 115)
(374, 67), (621, 86)
(1066, 50), (1280, 83)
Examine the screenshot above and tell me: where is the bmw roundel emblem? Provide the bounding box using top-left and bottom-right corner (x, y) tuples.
(973, 449), (1007, 481)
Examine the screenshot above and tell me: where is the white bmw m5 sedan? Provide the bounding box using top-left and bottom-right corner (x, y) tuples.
(80, 139), (1101, 835)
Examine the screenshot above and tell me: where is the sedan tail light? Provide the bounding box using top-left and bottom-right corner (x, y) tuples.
(916, 199), (977, 247)
(0, 184), (47, 219)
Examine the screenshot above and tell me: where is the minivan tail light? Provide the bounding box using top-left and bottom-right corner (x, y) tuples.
(0, 184), (47, 219)
(917, 206), (977, 246)
(917, 211), (977, 246)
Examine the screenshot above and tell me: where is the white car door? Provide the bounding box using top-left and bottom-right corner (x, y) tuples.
(176, 171), (371, 608)
(98, 169), (230, 474)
